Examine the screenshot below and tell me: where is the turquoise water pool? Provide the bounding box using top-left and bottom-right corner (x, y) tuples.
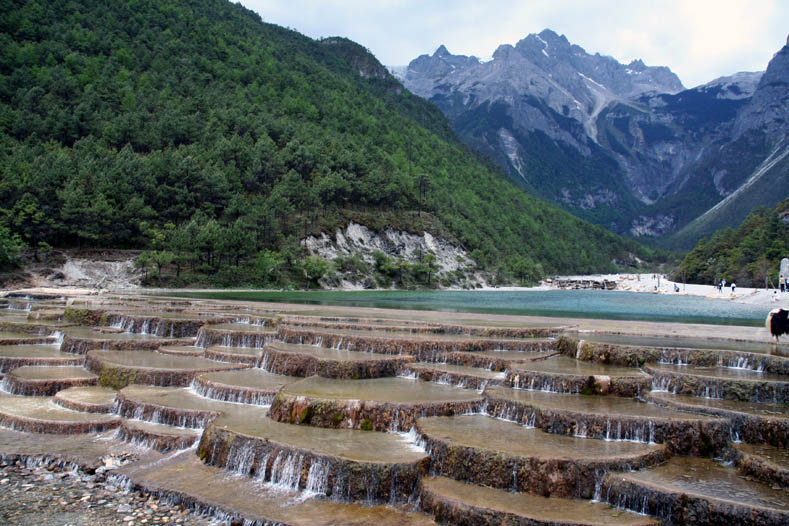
(159, 289), (772, 326)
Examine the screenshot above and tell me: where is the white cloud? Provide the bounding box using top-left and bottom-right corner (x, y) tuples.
(240, 0), (788, 87)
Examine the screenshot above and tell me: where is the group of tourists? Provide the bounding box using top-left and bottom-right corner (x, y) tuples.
(717, 279), (736, 295)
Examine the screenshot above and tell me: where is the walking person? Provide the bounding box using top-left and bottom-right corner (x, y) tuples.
(731, 282), (736, 295)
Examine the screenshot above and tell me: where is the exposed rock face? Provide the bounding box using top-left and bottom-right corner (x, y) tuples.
(191, 375), (278, 406)
(198, 424), (428, 504)
(647, 392), (788, 449)
(558, 337), (789, 375)
(415, 418), (669, 499)
(645, 365), (788, 404)
(114, 393), (220, 429)
(104, 314), (206, 338)
(506, 368), (650, 397)
(117, 421), (199, 453)
(259, 346), (412, 379)
(282, 317), (563, 339)
(60, 334), (193, 355)
(268, 392), (483, 432)
(483, 393), (731, 456)
(276, 326), (555, 362)
(301, 221), (485, 288)
(732, 445), (789, 488)
(401, 32), (789, 245)
(601, 467), (789, 526)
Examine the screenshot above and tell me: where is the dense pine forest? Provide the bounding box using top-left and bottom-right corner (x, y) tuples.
(671, 200), (789, 288)
(0, 0), (659, 286)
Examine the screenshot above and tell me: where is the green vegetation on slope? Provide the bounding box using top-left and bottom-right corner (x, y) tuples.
(0, 0), (657, 286)
(671, 200), (789, 288)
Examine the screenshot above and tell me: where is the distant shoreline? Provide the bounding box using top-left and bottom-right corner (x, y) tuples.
(6, 273), (786, 309)
(528, 273), (783, 307)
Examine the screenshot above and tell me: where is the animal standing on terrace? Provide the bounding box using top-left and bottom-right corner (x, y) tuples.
(766, 307), (789, 342)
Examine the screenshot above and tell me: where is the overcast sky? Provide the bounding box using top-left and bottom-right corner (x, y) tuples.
(239, 0), (788, 88)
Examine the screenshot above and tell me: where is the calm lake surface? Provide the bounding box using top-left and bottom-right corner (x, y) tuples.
(162, 290), (772, 327)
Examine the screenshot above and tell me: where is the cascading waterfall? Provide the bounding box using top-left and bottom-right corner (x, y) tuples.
(397, 370), (418, 380)
(267, 452), (304, 490)
(719, 355), (764, 372)
(729, 426), (741, 443)
(226, 441), (257, 476)
(601, 480), (664, 518)
(107, 469), (284, 526)
(195, 329), (208, 348)
(699, 384), (723, 399)
(520, 375), (580, 394)
(254, 452), (271, 481)
(190, 379), (272, 406)
(114, 399), (209, 429)
(389, 409), (404, 432)
(218, 333), (275, 349)
(304, 459), (330, 495)
(133, 405), (145, 420)
(259, 351), (273, 372)
(650, 375), (674, 393)
(486, 401), (537, 428)
(575, 421), (588, 438)
(658, 352), (689, 366)
(435, 373), (453, 386)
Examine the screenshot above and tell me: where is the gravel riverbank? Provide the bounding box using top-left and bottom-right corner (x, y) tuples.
(0, 457), (220, 526)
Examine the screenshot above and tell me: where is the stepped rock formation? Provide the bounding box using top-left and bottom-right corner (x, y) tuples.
(0, 292), (787, 525)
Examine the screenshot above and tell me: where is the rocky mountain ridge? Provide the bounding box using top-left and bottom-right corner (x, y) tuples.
(399, 30), (788, 247)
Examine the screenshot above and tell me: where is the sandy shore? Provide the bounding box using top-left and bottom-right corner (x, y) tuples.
(479, 273), (784, 307)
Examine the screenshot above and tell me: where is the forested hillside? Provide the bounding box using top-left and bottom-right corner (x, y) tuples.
(0, 0), (657, 286)
(671, 200), (789, 288)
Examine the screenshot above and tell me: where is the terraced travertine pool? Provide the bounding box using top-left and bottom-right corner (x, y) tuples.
(0, 292), (785, 526)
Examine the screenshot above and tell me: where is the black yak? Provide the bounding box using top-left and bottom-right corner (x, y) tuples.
(766, 307), (789, 342)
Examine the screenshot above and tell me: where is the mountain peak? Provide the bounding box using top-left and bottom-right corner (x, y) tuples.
(537, 28), (568, 45)
(627, 59), (646, 71)
(434, 44), (450, 57)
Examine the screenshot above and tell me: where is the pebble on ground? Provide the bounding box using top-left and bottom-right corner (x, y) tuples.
(0, 459), (221, 526)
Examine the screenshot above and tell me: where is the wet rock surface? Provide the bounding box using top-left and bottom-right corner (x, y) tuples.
(421, 476), (657, 526)
(560, 336), (789, 374)
(269, 376), (483, 431)
(417, 414), (668, 498)
(485, 386), (730, 456)
(260, 341), (413, 379)
(0, 294), (786, 526)
(601, 456), (789, 526)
